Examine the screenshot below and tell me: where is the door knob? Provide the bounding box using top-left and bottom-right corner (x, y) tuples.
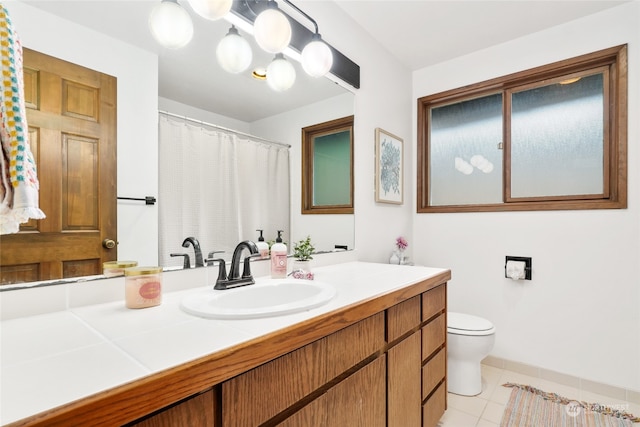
(102, 238), (117, 249)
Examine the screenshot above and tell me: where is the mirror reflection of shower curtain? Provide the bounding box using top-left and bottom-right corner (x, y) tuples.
(158, 114), (290, 267)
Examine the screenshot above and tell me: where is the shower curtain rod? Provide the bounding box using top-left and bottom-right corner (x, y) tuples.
(158, 110), (291, 148)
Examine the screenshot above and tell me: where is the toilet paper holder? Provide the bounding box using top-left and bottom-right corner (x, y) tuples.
(505, 256), (532, 280)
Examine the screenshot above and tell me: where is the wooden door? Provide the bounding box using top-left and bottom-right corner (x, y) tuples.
(0, 48), (117, 285)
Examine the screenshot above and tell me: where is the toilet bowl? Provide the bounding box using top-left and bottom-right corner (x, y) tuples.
(447, 312), (495, 396)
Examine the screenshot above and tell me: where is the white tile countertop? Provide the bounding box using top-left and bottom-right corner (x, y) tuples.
(0, 260), (450, 426)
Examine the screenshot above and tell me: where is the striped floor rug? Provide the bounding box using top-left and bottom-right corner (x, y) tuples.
(500, 383), (640, 427)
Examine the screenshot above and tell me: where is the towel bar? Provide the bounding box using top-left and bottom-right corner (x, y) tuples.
(117, 196), (157, 205)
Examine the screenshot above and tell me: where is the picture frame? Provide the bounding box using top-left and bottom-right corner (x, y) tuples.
(375, 128), (404, 204)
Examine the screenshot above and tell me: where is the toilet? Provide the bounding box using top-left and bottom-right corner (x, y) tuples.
(447, 312), (496, 396)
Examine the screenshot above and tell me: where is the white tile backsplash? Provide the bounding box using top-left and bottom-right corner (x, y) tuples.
(0, 284), (68, 320)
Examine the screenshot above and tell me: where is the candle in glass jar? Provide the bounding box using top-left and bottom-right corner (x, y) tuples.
(124, 266), (163, 309)
(103, 260), (138, 277)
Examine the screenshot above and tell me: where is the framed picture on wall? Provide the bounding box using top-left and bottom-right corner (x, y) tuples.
(375, 128), (404, 204)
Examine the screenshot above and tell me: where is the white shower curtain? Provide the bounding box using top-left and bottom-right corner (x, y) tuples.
(158, 114), (290, 267)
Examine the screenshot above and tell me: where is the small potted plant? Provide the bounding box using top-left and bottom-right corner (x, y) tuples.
(292, 235), (315, 275)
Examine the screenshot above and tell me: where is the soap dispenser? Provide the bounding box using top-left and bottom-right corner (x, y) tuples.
(256, 229), (269, 259)
(270, 230), (287, 279)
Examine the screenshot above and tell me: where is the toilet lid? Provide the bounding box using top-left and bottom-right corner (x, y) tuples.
(448, 312), (495, 336)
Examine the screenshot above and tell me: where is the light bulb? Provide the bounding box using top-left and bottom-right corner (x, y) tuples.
(267, 54), (296, 92)
(301, 35), (333, 77)
(148, 0), (194, 49)
(253, 7), (292, 54)
(216, 26), (252, 74)
(187, 0), (232, 21)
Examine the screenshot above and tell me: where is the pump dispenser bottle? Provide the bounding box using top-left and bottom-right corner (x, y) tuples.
(256, 229), (269, 259)
(270, 230), (287, 279)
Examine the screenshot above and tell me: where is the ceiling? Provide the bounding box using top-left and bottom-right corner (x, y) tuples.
(22, 0), (628, 122)
(334, 0), (629, 71)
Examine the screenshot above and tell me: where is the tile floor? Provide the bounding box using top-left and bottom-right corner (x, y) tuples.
(437, 364), (640, 427)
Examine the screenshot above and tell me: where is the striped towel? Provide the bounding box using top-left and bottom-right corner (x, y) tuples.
(0, 3), (45, 234)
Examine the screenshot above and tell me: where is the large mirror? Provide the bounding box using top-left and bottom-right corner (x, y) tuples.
(1, 1), (355, 287)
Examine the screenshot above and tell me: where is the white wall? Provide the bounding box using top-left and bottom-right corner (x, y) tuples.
(251, 92), (355, 252)
(412, 2), (640, 391)
(299, 1), (414, 264)
(9, 1), (159, 265)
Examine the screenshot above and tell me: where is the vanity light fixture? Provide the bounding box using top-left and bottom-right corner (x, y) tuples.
(187, 0), (232, 21)
(253, 1), (292, 54)
(301, 33), (332, 78)
(216, 25), (253, 74)
(148, 0), (358, 90)
(281, 0), (333, 78)
(266, 53), (296, 92)
(148, 0), (194, 49)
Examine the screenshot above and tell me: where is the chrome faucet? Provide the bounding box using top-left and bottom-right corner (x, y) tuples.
(214, 240), (260, 290)
(182, 237), (204, 268)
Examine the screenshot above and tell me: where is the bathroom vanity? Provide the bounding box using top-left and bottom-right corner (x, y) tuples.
(1, 261), (450, 427)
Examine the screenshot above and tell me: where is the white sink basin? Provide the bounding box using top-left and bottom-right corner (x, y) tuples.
(180, 279), (337, 319)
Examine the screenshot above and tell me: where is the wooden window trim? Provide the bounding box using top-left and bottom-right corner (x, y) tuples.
(417, 44), (627, 213)
(301, 115), (354, 214)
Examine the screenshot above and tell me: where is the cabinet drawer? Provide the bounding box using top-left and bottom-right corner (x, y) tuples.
(422, 284), (446, 321)
(422, 314), (445, 359)
(422, 348), (445, 399)
(422, 382), (446, 427)
(279, 356), (386, 427)
(129, 389), (216, 427)
(222, 313), (385, 426)
(387, 295), (421, 341)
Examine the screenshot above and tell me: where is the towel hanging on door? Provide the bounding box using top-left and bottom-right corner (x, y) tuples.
(0, 4), (45, 234)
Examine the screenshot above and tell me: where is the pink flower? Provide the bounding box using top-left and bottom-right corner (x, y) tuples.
(396, 236), (408, 251)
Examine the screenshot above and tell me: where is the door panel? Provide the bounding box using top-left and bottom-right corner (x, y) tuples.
(0, 48), (117, 285)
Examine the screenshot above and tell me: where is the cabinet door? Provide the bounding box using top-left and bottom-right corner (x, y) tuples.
(388, 331), (422, 427)
(128, 389), (216, 427)
(278, 356), (386, 427)
(222, 314), (384, 426)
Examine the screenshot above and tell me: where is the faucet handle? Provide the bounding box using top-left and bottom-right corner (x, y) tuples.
(210, 258), (228, 289)
(242, 253), (263, 279)
(170, 253), (191, 269)
(206, 251), (224, 266)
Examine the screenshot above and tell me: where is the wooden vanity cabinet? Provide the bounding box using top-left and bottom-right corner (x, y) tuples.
(421, 285), (447, 427)
(219, 283), (447, 427)
(109, 280), (449, 427)
(386, 283), (447, 427)
(67, 278), (451, 427)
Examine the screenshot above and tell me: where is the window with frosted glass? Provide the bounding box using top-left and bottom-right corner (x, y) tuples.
(417, 44), (627, 213)
(313, 130), (351, 206)
(509, 73), (605, 200)
(429, 93), (503, 206)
